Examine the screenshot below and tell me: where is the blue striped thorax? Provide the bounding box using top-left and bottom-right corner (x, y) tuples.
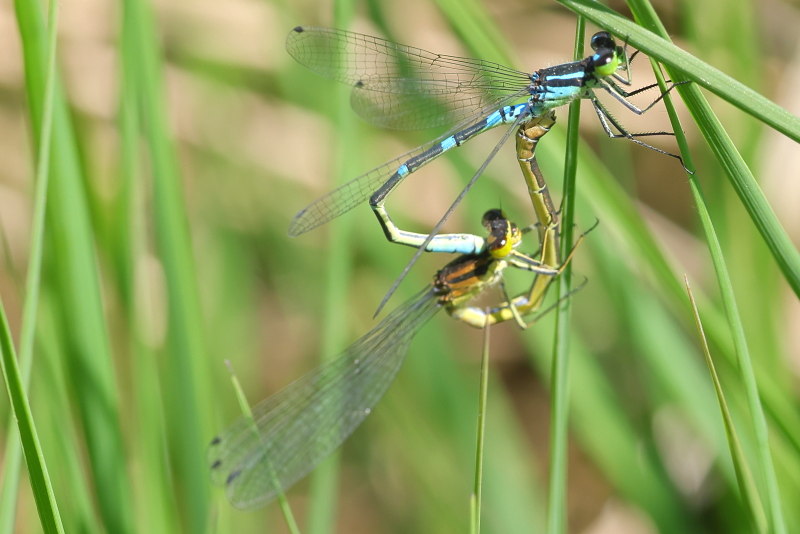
(527, 31), (625, 112)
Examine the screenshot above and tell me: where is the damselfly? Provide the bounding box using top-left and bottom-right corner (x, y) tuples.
(208, 209), (565, 508)
(287, 26), (685, 243)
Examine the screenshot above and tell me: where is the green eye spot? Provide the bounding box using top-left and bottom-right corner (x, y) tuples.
(595, 52), (621, 77)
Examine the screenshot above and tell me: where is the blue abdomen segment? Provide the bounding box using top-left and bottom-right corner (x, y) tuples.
(371, 103), (530, 205)
(393, 229), (487, 254)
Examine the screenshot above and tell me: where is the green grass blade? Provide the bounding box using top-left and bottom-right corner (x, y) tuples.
(685, 277), (768, 533)
(13, 0), (135, 530)
(623, 3), (789, 531)
(121, 0), (212, 529)
(685, 143), (789, 534)
(554, 0), (800, 299)
(0, 295), (64, 533)
(547, 19), (585, 534)
(0, 0), (59, 530)
(0, 4), (63, 508)
(677, 86), (800, 298)
(117, 15), (180, 533)
(225, 362), (301, 534)
(524, 328), (696, 532)
(682, 112), (788, 534)
(554, 0), (800, 141)
(36, 301), (102, 533)
(469, 321), (491, 534)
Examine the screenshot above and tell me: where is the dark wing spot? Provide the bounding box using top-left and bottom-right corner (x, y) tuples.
(226, 469), (242, 485)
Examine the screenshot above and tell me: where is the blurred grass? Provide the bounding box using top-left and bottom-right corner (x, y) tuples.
(0, 0), (798, 533)
(305, 1), (357, 533)
(0, 0), (60, 530)
(12, 0), (134, 531)
(121, 0), (212, 530)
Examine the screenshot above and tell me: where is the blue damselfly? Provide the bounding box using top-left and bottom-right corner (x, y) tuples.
(287, 26), (685, 243)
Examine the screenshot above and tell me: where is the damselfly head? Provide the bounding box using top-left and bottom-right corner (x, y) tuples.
(481, 208), (506, 226)
(481, 209), (521, 259)
(588, 32), (624, 78)
(590, 31), (616, 51)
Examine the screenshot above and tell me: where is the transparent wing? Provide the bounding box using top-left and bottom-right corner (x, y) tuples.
(208, 287), (441, 509)
(287, 26), (531, 130)
(350, 80), (513, 131)
(287, 92), (530, 237)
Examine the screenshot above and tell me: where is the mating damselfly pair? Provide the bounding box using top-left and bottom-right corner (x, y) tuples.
(208, 24), (686, 509)
(208, 112), (570, 509)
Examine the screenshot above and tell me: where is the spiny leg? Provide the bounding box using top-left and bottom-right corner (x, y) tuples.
(612, 42), (641, 85)
(590, 96), (690, 171)
(601, 78), (689, 113)
(499, 279), (528, 330)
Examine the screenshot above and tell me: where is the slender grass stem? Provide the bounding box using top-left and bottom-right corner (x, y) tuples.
(685, 277), (768, 534)
(225, 361), (301, 534)
(547, 17), (585, 534)
(470, 318), (492, 534)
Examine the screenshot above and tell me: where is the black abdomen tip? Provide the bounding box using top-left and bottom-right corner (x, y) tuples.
(292, 26), (304, 33)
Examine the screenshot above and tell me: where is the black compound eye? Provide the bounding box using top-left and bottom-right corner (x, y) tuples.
(591, 31), (615, 52)
(481, 209), (505, 226)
